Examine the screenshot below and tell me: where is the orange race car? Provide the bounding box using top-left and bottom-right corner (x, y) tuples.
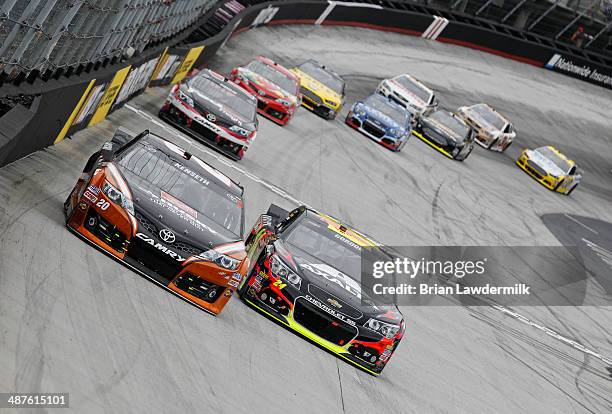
(64, 127), (247, 315)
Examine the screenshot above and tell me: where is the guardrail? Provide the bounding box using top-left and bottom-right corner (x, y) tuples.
(0, 0), (610, 169)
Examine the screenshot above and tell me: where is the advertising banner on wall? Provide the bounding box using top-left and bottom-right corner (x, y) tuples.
(545, 53), (612, 90)
(88, 66), (132, 126)
(113, 56), (161, 108)
(72, 83), (107, 127)
(151, 54), (183, 85)
(171, 46), (206, 84)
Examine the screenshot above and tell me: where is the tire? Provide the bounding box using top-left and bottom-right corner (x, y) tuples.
(566, 184), (578, 195)
(236, 146), (245, 160)
(553, 178), (565, 192)
(487, 137), (498, 150)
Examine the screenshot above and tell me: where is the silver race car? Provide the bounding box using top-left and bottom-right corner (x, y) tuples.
(456, 103), (515, 152)
(376, 74), (438, 116)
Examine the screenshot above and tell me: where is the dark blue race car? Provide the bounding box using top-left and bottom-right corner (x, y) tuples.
(345, 94), (413, 152)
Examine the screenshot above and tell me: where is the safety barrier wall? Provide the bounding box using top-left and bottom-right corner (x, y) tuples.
(1, 0), (610, 168)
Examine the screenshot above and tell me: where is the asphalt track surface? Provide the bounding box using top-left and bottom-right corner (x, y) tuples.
(1, 25), (612, 413)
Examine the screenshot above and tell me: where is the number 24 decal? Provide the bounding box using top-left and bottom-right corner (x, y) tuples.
(96, 199), (110, 211)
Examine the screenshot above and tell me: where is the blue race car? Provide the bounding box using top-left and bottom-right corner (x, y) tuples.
(345, 93), (413, 152)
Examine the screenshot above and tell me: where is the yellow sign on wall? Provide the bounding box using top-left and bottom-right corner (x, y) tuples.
(150, 47), (169, 82)
(54, 79), (97, 144)
(88, 65), (132, 126)
(171, 46), (205, 84)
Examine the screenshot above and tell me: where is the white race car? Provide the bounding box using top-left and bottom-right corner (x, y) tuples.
(376, 74), (438, 116)
(456, 103), (515, 152)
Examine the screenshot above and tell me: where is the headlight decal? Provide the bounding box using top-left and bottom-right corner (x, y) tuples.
(102, 181), (134, 216)
(197, 249), (241, 271)
(364, 318), (400, 339)
(229, 125), (249, 136)
(178, 87), (195, 107)
(270, 254), (301, 289)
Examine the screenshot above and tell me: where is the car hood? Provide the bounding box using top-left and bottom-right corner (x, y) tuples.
(466, 109), (502, 135)
(527, 150), (567, 177)
(240, 68), (298, 104)
(389, 79), (428, 108)
(278, 241), (386, 315)
(187, 85), (256, 131)
(361, 104), (403, 129)
(131, 185), (241, 252)
(424, 118), (468, 144)
(291, 69), (342, 102)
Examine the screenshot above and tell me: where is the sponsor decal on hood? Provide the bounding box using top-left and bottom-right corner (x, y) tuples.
(364, 106), (400, 129)
(299, 262), (362, 299)
(136, 232), (186, 262)
(528, 150), (567, 177)
(293, 70), (341, 101)
(389, 79), (427, 107)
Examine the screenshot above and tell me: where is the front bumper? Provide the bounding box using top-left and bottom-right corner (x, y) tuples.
(239, 266), (401, 375)
(235, 81), (295, 125)
(412, 130), (472, 160)
(65, 193), (239, 315)
(299, 87), (340, 120)
(345, 113), (407, 151)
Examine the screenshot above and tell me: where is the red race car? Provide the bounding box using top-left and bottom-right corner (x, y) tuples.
(229, 56), (301, 126)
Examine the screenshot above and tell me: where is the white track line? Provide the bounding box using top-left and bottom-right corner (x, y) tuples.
(564, 213), (599, 235)
(124, 103), (612, 368)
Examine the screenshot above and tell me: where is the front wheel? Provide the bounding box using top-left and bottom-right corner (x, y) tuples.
(233, 145), (246, 160)
(566, 184), (578, 195)
(501, 139), (512, 152)
(487, 137), (498, 150)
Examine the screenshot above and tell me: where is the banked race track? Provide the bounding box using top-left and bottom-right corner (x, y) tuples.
(1, 24), (612, 413)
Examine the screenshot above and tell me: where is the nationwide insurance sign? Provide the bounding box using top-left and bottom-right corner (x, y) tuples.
(545, 53), (612, 89)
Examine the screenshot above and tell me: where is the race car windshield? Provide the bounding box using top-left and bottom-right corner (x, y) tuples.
(116, 142), (243, 236)
(188, 76), (256, 123)
(282, 216), (362, 283)
(428, 111), (470, 140)
(472, 104), (505, 130)
(364, 94), (409, 124)
(535, 147), (572, 173)
(394, 76), (431, 103)
(298, 61), (344, 94)
(246, 60), (298, 94)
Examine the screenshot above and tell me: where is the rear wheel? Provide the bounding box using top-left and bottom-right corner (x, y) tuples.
(236, 146), (245, 160)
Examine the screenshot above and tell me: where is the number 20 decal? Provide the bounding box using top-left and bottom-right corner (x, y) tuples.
(96, 199), (110, 211)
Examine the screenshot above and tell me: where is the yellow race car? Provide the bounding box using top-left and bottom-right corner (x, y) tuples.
(290, 60), (345, 119)
(516, 146), (582, 195)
